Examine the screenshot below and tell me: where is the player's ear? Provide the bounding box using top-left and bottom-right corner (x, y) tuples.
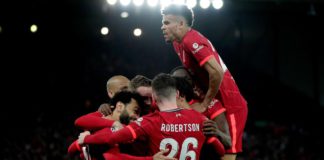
(179, 17), (186, 27)
(116, 101), (125, 112)
(108, 89), (114, 98)
(180, 20), (184, 26)
(176, 90), (180, 98)
(152, 92), (158, 104)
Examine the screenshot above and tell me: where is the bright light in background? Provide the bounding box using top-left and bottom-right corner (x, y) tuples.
(200, 0), (211, 9)
(133, 0), (144, 6)
(30, 24), (38, 33)
(121, 11), (129, 18)
(173, 0), (185, 5)
(147, 0), (159, 7)
(101, 27), (109, 35)
(186, 0), (197, 9)
(160, 0), (171, 8)
(120, 0), (131, 6)
(212, 0), (223, 9)
(0, 26), (2, 33)
(133, 28), (142, 37)
(106, 0), (117, 5)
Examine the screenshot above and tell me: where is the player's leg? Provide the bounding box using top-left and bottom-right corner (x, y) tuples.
(223, 107), (248, 160)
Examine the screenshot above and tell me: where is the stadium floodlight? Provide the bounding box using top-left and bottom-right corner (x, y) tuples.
(200, 0), (211, 9)
(147, 0), (159, 7)
(212, 0), (223, 9)
(133, 0), (144, 6)
(133, 28), (142, 37)
(160, 0), (172, 8)
(121, 11), (129, 18)
(101, 27), (109, 35)
(30, 24), (38, 33)
(173, 0), (185, 5)
(120, 0), (131, 6)
(106, 0), (117, 5)
(186, 0), (197, 9)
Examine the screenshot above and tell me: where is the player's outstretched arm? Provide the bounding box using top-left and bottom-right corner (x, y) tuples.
(67, 140), (81, 155)
(74, 111), (114, 131)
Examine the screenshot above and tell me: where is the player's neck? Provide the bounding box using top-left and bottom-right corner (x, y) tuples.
(177, 27), (191, 42)
(157, 101), (178, 111)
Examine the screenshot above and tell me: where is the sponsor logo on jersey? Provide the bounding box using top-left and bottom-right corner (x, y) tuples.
(193, 45), (204, 54)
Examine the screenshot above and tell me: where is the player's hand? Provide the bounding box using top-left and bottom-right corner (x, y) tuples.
(203, 119), (219, 136)
(112, 121), (124, 131)
(78, 131), (90, 145)
(200, 100), (210, 109)
(98, 103), (112, 116)
(153, 149), (177, 160)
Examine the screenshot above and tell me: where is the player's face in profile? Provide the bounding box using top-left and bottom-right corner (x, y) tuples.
(120, 98), (140, 124)
(161, 15), (179, 43)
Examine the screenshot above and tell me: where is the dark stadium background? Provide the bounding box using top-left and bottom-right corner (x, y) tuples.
(0, 0), (323, 159)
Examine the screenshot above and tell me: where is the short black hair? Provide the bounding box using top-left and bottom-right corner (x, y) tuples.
(152, 73), (177, 100)
(161, 4), (194, 27)
(170, 66), (188, 75)
(110, 90), (145, 112)
(174, 77), (194, 102)
(170, 66), (193, 85)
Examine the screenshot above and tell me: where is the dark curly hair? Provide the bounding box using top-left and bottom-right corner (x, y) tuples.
(161, 4), (194, 27)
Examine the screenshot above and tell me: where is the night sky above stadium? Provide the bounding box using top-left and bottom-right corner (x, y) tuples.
(1, 0), (323, 124)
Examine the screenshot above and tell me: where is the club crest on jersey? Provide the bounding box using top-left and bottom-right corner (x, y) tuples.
(192, 43), (199, 49)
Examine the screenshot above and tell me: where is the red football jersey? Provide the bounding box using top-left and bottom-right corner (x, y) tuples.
(202, 98), (226, 120)
(128, 108), (207, 160)
(173, 29), (247, 113)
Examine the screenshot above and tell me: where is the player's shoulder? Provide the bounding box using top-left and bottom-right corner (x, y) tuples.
(183, 29), (207, 48)
(140, 111), (160, 121)
(181, 108), (203, 116)
(189, 109), (208, 120)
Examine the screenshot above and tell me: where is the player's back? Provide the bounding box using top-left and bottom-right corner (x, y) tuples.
(174, 29), (247, 113)
(138, 108), (206, 160)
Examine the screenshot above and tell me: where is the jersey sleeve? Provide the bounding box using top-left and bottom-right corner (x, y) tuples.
(203, 99), (226, 120)
(127, 117), (152, 140)
(83, 128), (113, 145)
(85, 117), (150, 146)
(183, 34), (214, 67)
(74, 111), (114, 131)
(206, 137), (225, 156)
(67, 140), (81, 155)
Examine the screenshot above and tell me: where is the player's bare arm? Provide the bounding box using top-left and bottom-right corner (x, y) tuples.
(203, 114), (232, 148)
(202, 57), (224, 108)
